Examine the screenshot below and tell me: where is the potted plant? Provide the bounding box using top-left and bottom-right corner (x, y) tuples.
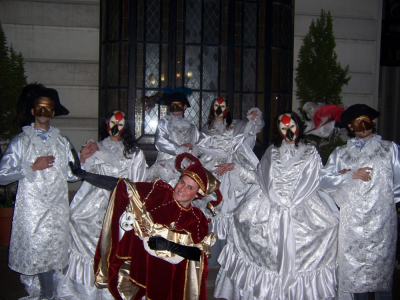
(0, 19), (26, 247)
(0, 187), (16, 246)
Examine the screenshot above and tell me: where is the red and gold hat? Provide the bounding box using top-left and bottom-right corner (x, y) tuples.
(175, 153), (223, 215)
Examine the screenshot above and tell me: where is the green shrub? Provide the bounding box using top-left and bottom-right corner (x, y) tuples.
(0, 22), (27, 141)
(295, 10), (350, 164)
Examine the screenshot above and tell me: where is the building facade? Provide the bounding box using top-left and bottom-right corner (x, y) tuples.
(1, 0), (390, 190)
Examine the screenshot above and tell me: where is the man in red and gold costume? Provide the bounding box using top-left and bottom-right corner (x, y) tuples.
(69, 152), (222, 300)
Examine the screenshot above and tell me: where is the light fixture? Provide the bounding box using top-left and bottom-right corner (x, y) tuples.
(187, 71), (193, 78)
(150, 73), (156, 85)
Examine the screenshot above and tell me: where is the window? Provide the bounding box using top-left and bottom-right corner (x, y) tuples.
(100, 0), (294, 160)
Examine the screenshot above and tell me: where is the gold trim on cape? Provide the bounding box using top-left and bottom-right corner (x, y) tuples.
(95, 178), (217, 299)
(182, 169), (206, 194)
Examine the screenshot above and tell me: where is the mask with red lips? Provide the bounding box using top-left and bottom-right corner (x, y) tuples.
(277, 113), (299, 142)
(213, 97), (227, 118)
(107, 110), (126, 137)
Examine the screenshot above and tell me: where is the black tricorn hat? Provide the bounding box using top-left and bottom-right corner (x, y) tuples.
(335, 104), (380, 128)
(156, 92), (190, 108)
(31, 88), (70, 116)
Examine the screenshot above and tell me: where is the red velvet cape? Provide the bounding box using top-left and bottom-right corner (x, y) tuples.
(94, 180), (210, 300)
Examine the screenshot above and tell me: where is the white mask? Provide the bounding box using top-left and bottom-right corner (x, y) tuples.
(107, 110), (126, 137)
(278, 113), (298, 142)
(213, 97), (227, 118)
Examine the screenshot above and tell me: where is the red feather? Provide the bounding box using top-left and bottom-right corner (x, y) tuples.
(313, 105), (345, 128)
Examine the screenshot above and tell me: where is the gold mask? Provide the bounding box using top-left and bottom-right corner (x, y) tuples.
(351, 115), (374, 132)
(170, 101), (185, 112)
(33, 97), (55, 118)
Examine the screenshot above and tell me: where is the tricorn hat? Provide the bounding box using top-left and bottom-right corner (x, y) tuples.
(31, 88), (70, 116)
(17, 83), (46, 127)
(156, 92), (191, 108)
(175, 153), (222, 216)
(335, 104), (380, 128)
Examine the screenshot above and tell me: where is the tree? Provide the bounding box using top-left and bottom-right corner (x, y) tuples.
(295, 10), (351, 163)
(0, 22), (27, 142)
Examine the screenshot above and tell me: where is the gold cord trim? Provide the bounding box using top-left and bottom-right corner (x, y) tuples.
(116, 255), (132, 260)
(182, 170), (206, 193)
(183, 259), (189, 300)
(173, 193), (193, 211)
(129, 276), (146, 289)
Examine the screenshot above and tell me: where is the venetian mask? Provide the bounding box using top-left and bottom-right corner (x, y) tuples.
(213, 97), (227, 118)
(33, 97), (55, 118)
(278, 113), (299, 142)
(351, 115), (374, 132)
(107, 110), (126, 137)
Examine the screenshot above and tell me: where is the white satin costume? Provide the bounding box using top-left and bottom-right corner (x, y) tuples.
(194, 108), (264, 217)
(57, 137), (147, 300)
(146, 114), (199, 184)
(212, 142), (339, 300)
(319, 135), (400, 294)
(0, 125), (78, 276)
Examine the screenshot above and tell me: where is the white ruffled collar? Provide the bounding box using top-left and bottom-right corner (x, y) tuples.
(279, 141), (307, 168)
(22, 124), (61, 149)
(100, 136), (124, 152)
(346, 134), (382, 157)
(165, 114), (192, 126)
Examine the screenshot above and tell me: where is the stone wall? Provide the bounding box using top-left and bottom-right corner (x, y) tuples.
(0, 0), (100, 191)
(293, 0), (382, 112)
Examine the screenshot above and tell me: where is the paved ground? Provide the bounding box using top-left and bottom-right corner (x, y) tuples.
(1, 247), (400, 300)
(0, 245), (222, 300)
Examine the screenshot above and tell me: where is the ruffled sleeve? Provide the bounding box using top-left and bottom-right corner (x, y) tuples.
(231, 107), (264, 153)
(190, 124), (201, 157)
(129, 149), (147, 182)
(155, 118), (181, 155)
(0, 135), (28, 185)
(196, 125), (212, 150)
(391, 142), (400, 203)
(319, 147), (348, 192)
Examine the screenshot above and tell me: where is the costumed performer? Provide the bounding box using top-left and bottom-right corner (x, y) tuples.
(212, 111), (339, 300)
(319, 104), (400, 300)
(193, 97), (264, 265)
(194, 97), (264, 216)
(0, 87), (81, 300)
(146, 87), (200, 185)
(57, 110), (147, 300)
(68, 152), (223, 300)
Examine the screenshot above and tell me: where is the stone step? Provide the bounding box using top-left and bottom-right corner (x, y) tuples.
(207, 265), (225, 300)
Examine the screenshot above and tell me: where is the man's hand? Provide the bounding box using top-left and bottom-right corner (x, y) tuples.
(80, 141), (99, 163)
(215, 163), (235, 176)
(352, 167), (373, 181)
(181, 143), (193, 150)
(31, 156), (55, 171)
